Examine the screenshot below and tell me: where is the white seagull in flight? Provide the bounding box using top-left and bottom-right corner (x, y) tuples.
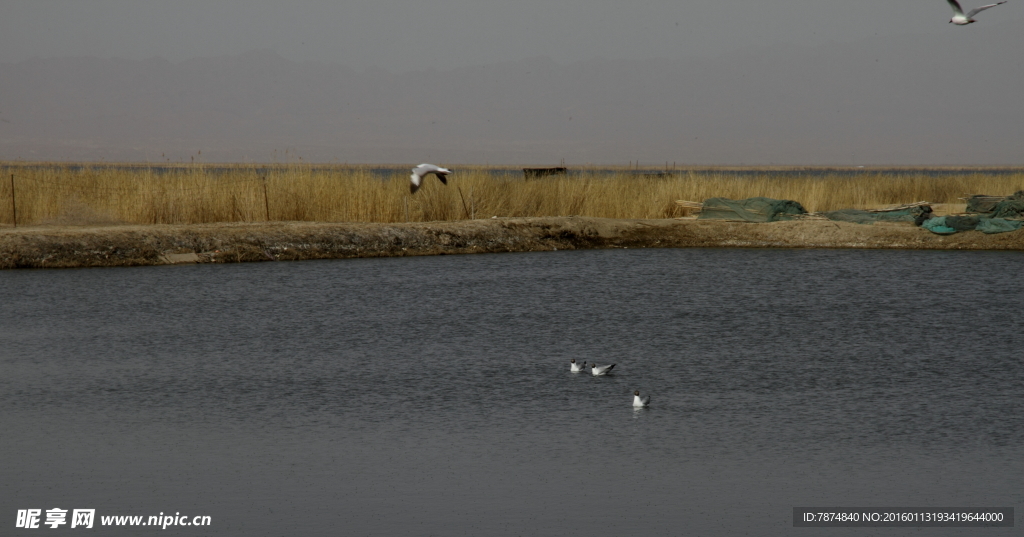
(409, 163), (451, 194)
(947, 0), (1007, 24)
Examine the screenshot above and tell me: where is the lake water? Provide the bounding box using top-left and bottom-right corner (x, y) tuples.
(2, 248), (1022, 536)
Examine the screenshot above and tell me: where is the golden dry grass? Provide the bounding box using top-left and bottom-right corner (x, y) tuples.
(0, 162), (1022, 226)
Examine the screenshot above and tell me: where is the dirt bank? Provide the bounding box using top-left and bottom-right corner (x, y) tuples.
(1, 217), (1022, 269)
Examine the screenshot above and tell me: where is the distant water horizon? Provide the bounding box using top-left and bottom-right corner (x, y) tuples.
(4, 161), (1024, 179)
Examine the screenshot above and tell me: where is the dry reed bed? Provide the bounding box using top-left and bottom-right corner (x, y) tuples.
(1, 164), (1022, 226)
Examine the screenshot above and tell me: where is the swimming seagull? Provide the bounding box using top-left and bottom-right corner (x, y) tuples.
(570, 358), (586, 372)
(947, 0), (1006, 24)
(633, 390), (651, 408)
(590, 362), (616, 376)
(409, 163), (451, 194)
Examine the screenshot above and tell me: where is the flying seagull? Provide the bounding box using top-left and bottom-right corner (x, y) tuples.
(409, 163), (451, 194)
(947, 0), (1006, 24)
(570, 358), (586, 372)
(633, 390), (651, 408)
(590, 363), (616, 376)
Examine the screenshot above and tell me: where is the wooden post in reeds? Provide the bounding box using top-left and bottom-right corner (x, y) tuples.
(456, 186), (471, 220)
(262, 180), (271, 221)
(9, 174), (15, 228)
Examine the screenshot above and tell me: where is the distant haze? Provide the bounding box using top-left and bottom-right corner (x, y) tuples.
(3, 1), (1018, 72)
(1, 1), (1022, 165)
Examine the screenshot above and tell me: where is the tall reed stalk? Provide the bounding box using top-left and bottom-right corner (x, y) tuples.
(0, 163), (1021, 226)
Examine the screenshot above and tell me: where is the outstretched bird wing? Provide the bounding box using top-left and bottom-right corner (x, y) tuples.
(947, 0), (966, 16)
(410, 164), (450, 193)
(967, 1), (1006, 18)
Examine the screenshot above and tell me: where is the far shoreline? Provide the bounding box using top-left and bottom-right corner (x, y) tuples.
(2, 217), (1022, 270)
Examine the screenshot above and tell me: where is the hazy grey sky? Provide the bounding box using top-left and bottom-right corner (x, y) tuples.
(3, 0), (1020, 71)
(3, 0), (1022, 164)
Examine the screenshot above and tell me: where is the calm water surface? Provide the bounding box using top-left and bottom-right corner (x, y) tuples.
(2, 248), (1022, 536)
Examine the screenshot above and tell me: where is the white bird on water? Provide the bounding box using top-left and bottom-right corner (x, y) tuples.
(590, 363), (616, 376)
(409, 163), (451, 194)
(947, 0), (1006, 24)
(633, 390), (651, 408)
(570, 358), (586, 372)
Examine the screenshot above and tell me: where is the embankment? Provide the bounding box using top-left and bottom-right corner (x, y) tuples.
(2, 217), (1023, 269)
